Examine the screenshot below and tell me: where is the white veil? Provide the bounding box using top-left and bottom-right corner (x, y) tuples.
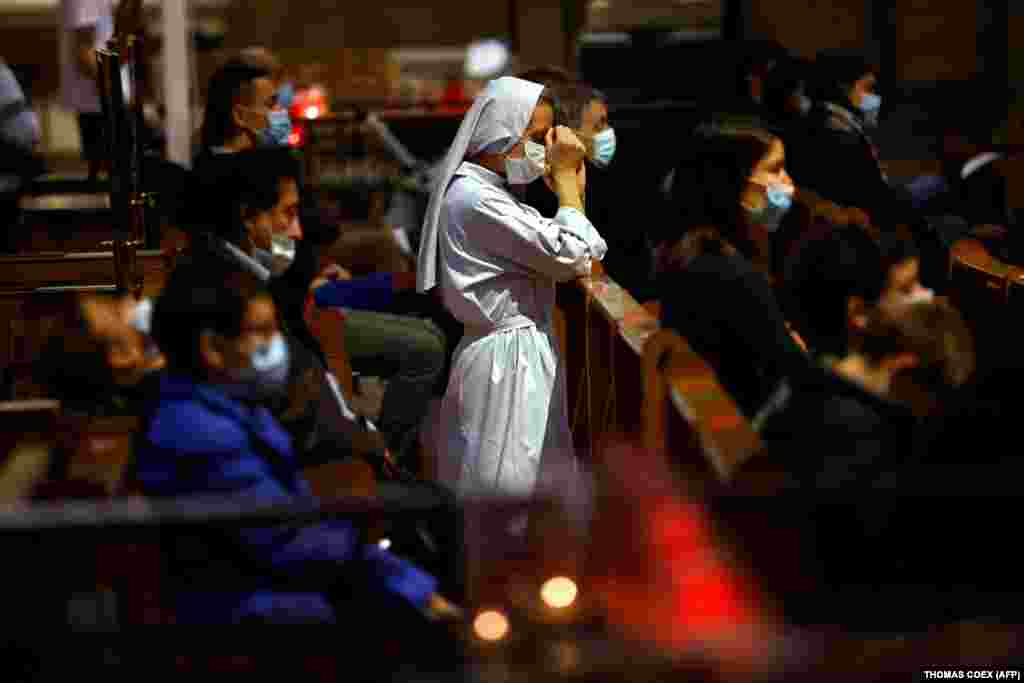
(415, 76), (544, 293)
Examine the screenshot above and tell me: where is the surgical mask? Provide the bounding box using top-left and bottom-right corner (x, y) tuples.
(591, 127), (617, 168)
(221, 332), (291, 399)
(859, 92), (882, 128)
(260, 109), (293, 147)
(897, 286), (934, 308)
(505, 139), (547, 185)
(271, 231), (297, 262)
(130, 298), (163, 364)
(745, 182), (794, 232)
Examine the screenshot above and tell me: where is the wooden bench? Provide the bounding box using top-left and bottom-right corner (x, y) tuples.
(13, 194), (118, 254)
(555, 266), (761, 484)
(947, 238), (1024, 364)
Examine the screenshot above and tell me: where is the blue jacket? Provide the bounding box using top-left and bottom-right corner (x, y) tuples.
(136, 373), (436, 624)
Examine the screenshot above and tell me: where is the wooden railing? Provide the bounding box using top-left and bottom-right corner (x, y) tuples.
(555, 264), (762, 483)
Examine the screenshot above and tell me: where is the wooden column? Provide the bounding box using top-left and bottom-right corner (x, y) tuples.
(163, 0), (192, 168)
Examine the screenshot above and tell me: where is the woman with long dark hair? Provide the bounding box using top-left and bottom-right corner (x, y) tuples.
(657, 127), (809, 418)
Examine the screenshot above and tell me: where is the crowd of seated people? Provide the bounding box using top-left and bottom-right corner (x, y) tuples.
(2, 32), (1022, 672)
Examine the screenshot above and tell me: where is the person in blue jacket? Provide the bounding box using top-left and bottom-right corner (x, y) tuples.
(138, 263), (458, 625)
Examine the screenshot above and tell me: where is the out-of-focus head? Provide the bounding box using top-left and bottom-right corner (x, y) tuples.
(738, 39), (790, 104)
(812, 50), (879, 115)
(201, 57), (279, 150)
(550, 81), (612, 164)
(784, 226), (922, 357)
(37, 294), (154, 410)
(859, 300), (975, 413)
(762, 56), (814, 118)
(237, 46), (283, 85)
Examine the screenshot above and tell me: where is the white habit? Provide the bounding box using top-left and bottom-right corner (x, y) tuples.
(417, 77), (607, 502)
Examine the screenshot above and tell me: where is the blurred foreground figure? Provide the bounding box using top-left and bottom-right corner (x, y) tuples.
(587, 443), (787, 677)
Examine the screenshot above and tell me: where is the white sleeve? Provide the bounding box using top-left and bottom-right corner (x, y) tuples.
(469, 191), (608, 282)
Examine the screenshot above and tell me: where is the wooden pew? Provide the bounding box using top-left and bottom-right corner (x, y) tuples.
(641, 329), (763, 483)
(13, 194), (117, 254)
(947, 238), (1024, 365)
(555, 266), (761, 484)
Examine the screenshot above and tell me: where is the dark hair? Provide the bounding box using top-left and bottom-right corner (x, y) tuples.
(151, 264), (270, 375)
(861, 301), (975, 392)
(735, 38), (790, 98)
(201, 58), (272, 150)
(810, 50), (878, 107)
(549, 81), (606, 130)
(785, 226), (920, 356)
(783, 227), (885, 357)
(35, 298), (113, 411)
(186, 147), (303, 245)
(658, 127), (777, 267)
(762, 56), (812, 116)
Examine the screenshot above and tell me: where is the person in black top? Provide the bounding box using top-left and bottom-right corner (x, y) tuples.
(743, 301), (979, 632)
(657, 127), (810, 418)
(788, 51), (913, 231)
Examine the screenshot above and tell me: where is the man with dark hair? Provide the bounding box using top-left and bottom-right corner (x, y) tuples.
(756, 300), (973, 489)
(199, 57), (286, 153)
(138, 262), (458, 626)
(782, 227), (929, 360)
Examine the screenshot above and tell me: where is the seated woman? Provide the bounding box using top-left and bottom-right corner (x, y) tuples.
(656, 127), (809, 418)
(137, 263), (456, 626)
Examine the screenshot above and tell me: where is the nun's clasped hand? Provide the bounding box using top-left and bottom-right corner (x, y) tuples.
(546, 125), (587, 175)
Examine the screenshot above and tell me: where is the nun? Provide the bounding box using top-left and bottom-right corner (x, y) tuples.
(417, 76), (607, 508)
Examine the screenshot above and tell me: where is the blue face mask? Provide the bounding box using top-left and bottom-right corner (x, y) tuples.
(219, 332), (291, 399)
(858, 92), (882, 128)
(745, 182), (794, 232)
(260, 109), (293, 147)
(591, 127), (617, 168)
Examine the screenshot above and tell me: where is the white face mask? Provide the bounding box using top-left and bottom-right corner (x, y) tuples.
(271, 231), (297, 262)
(898, 286), (934, 307)
(130, 298), (163, 365)
(505, 139), (547, 185)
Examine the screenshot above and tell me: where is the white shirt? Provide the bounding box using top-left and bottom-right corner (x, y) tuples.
(59, 0), (114, 113)
(439, 162), (607, 331)
(961, 152), (1003, 181)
